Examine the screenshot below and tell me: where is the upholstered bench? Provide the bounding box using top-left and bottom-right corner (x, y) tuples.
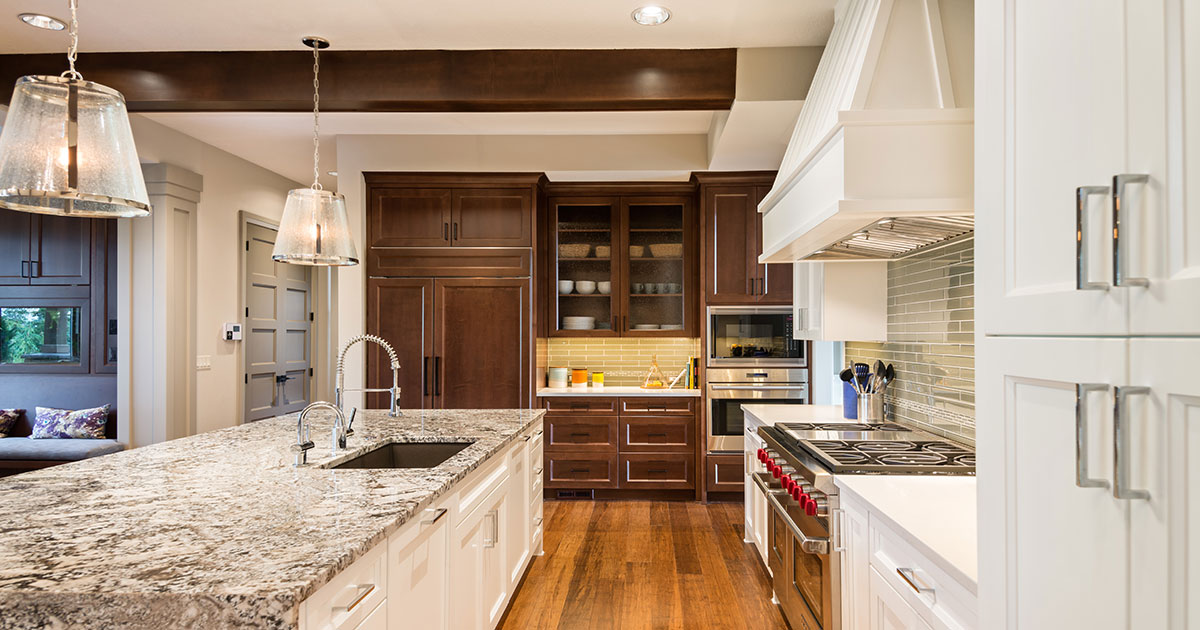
(0, 408), (125, 477)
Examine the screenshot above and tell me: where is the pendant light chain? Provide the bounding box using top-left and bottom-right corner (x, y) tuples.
(61, 0), (82, 80)
(311, 44), (322, 191)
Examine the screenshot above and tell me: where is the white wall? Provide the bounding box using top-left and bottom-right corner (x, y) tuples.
(333, 133), (709, 409)
(127, 116), (300, 438)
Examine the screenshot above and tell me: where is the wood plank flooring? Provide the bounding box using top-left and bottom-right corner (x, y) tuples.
(499, 501), (789, 630)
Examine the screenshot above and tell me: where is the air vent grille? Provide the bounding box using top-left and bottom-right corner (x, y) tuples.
(804, 216), (974, 261)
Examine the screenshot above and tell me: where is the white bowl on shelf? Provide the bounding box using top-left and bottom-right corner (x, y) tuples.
(558, 280), (575, 295)
(576, 280), (597, 295)
(597, 281), (611, 295)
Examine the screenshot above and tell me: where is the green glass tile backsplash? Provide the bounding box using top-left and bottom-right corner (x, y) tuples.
(845, 237), (975, 445)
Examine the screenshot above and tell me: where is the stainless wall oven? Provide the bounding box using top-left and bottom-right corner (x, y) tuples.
(707, 306), (805, 367)
(706, 368), (808, 452)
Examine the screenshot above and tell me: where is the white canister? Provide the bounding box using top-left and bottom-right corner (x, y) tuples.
(548, 366), (569, 389)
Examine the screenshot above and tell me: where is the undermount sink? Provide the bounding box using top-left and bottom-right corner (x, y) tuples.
(330, 441), (473, 470)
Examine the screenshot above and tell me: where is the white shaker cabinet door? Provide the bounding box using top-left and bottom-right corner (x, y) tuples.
(1127, 1), (1200, 335)
(1128, 339), (1200, 628)
(869, 567), (934, 630)
(976, 337), (1130, 630)
(388, 505), (449, 630)
(976, 0), (1129, 336)
(505, 438), (531, 592)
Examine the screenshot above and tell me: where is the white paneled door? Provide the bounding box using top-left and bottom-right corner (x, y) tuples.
(243, 221), (312, 421)
(976, 0), (1130, 336)
(1127, 339), (1200, 628)
(977, 337), (1129, 630)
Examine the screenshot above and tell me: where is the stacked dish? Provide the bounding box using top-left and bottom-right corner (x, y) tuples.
(632, 324), (660, 330)
(562, 316), (596, 330)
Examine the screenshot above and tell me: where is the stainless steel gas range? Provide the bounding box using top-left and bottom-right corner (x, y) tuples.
(750, 421), (975, 630)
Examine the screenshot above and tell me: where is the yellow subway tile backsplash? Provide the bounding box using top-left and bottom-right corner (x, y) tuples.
(543, 337), (701, 386)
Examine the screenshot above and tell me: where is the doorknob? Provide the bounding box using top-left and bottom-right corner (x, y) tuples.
(275, 374), (293, 384)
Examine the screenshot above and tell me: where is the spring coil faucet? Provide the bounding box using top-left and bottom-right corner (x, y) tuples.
(335, 334), (402, 417)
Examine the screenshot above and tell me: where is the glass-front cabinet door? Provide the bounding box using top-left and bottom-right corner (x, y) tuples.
(621, 197), (692, 336)
(551, 198), (619, 336)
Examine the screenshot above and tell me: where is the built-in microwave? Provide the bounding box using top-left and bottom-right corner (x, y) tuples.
(707, 306), (806, 368)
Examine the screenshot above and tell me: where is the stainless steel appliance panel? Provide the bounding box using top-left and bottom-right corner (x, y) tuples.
(706, 368), (808, 452)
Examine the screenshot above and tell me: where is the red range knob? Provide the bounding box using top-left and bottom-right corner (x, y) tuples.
(798, 493), (809, 509)
(805, 501), (818, 516)
(757, 448), (767, 463)
(790, 486), (801, 501)
(771, 464), (781, 479)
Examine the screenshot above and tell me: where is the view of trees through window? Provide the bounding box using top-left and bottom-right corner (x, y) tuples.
(0, 307), (81, 365)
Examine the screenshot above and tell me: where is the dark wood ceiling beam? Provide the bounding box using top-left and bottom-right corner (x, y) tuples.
(0, 49), (736, 112)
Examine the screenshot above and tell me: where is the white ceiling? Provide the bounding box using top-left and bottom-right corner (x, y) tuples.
(141, 111), (720, 188)
(1, 0), (836, 53)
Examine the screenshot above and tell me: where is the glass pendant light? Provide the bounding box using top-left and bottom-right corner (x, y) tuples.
(272, 37), (358, 266)
(0, 0), (150, 218)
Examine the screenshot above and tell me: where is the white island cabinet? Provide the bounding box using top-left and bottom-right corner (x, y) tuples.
(299, 421), (544, 630)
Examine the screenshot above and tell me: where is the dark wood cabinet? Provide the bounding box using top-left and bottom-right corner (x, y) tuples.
(452, 189), (533, 247)
(0, 210), (91, 286)
(367, 277), (530, 410)
(369, 188), (452, 247)
(543, 185), (698, 338)
(695, 173), (791, 305)
(365, 173), (541, 411)
(705, 453), (744, 494)
(366, 278), (435, 410)
(541, 395), (698, 495)
(434, 278), (529, 409)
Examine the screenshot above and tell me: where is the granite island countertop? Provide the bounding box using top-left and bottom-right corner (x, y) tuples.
(0, 408), (544, 630)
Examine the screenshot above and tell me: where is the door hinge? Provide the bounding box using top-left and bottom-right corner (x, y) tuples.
(244, 374), (248, 384)
(245, 306), (249, 317)
(309, 312), (314, 322)
(309, 367), (313, 377)
(245, 240), (249, 251)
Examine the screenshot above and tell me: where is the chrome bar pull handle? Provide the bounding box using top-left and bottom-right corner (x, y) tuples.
(1076, 185), (1112, 290)
(1112, 174), (1150, 287)
(1114, 386), (1151, 500)
(1075, 383), (1110, 489)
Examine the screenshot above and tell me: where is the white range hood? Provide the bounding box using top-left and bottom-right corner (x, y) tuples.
(758, 0), (974, 263)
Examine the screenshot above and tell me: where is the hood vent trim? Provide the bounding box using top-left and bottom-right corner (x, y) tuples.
(806, 216), (973, 261)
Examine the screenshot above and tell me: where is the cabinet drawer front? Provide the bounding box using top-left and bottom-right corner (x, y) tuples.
(544, 416), (618, 451)
(619, 397), (695, 415)
(619, 453), (695, 490)
(868, 516), (976, 630)
(545, 453), (618, 488)
(706, 453), (744, 493)
(304, 542), (387, 630)
(620, 416), (694, 452)
(542, 397), (618, 414)
(368, 247), (532, 278)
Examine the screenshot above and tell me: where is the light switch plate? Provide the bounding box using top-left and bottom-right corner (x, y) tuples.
(196, 355), (212, 371)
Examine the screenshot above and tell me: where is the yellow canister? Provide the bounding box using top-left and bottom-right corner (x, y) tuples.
(591, 372), (605, 388)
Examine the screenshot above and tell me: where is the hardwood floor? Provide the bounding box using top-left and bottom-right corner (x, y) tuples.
(500, 500), (789, 630)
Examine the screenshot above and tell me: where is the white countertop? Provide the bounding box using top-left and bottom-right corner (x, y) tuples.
(835, 475), (978, 591)
(742, 403), (848, 431)
(537, 386), (702, 397)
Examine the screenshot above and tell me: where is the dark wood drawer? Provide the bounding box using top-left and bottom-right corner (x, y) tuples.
(544, 416), (618, 451)
(619, 453), (695, 490)
(619, 416), (694, 453)
(543, 397), (619, 414)
(368, 247), (532, 278)
(545, 453), (617, 489)
(619, 397), (696, 415)
(706, 453), (744, 493)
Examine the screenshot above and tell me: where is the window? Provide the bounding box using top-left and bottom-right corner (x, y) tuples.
(0, 299), (89, 373)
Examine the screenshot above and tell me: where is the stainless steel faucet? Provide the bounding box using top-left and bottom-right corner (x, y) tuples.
(295, 400), (349, 461)
(335, 334), (401, 417)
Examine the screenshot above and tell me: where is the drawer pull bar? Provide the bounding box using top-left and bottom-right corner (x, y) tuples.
(1114, 386), (1151, 500)
(648, 469), (668, 474)
(421, 507), (448, 525)
(534, 517), (543, 526)
(896, 568), (935, 595)
(533, 467), (543, 475)
(333, 583), (376, 614)
(534, 430), (544, 438)
(647, 432), (668, 438)
(569, 468), (590, 473)
(569, 432), (591, 437)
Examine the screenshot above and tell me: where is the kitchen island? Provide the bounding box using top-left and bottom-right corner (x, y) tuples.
(0, 408), (544, 630)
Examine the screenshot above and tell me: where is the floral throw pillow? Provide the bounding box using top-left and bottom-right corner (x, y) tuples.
(0, 409), (21, 438)
(31, 405), (110, 439)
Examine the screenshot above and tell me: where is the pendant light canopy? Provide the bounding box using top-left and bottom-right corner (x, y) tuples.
(272, 37), (358, 266)
(0, 0), (150, 218)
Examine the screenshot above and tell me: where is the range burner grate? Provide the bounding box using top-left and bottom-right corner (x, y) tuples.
(781, 422), (912, 433)
(796, 438), (976, 475)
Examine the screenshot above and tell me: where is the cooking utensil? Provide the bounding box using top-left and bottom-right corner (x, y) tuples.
(854, 363), (870, 392)
(883, 363), (895, 391)
(840, 368), (859, 394)
(872, 360), (885, 392)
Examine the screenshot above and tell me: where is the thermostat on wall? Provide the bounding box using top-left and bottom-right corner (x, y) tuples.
(224, 323), (243, 341)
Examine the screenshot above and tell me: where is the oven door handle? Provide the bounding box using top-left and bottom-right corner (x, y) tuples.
(752, 473), (830, 555)
(710, 385), (808, 391)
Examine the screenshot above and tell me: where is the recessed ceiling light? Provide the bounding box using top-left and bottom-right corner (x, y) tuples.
(631, 6), (671, 26)
(18, 13), (65, 31)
